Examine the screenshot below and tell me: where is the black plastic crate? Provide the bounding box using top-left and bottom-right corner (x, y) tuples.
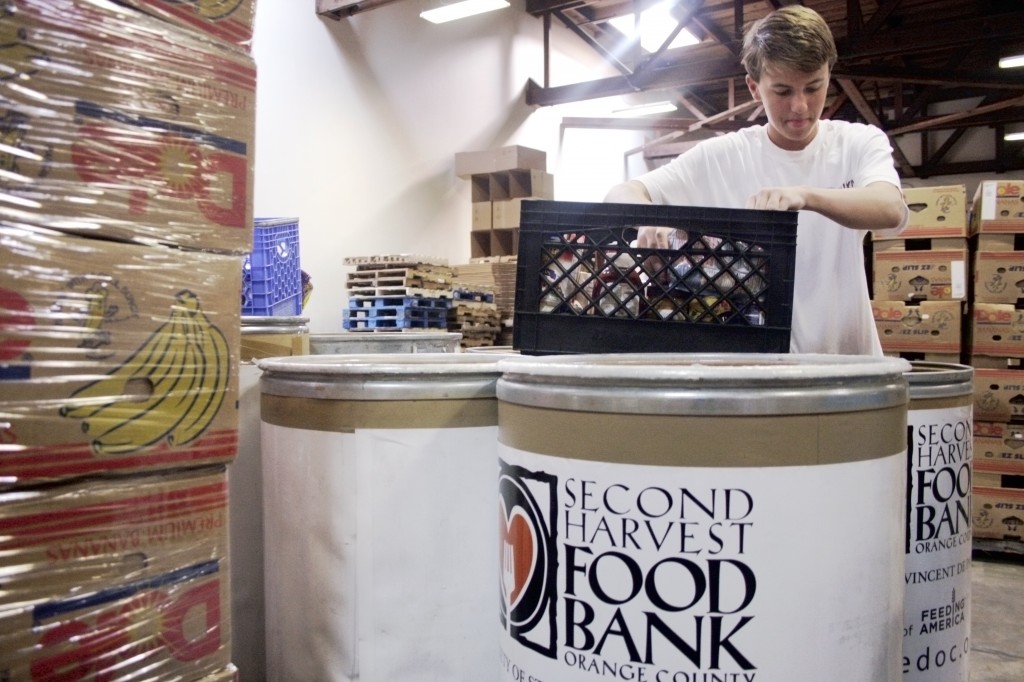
(513, 200), (798, 355)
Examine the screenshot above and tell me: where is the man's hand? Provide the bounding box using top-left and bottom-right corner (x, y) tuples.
(746, 187), (807, 211)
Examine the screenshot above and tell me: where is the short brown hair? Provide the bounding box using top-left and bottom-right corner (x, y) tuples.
(741, 5), (837, 81)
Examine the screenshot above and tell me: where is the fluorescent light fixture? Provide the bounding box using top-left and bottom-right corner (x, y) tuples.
(420, 0), (509, 23)
(609, 3), (700, 52)
(999, 54), (1024, 69)
(612, 101), (678, 117)
(1005, 132), (1024, 142)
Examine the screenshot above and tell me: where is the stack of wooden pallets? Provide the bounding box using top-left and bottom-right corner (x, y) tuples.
(448, 289), (502, 348)
(342, 255), (454, 331)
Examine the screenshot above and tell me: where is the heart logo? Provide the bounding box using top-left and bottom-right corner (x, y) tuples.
(500, 499), (536, 610)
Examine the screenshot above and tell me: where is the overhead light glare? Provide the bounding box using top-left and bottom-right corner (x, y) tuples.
(999, 55), (1024, 69)
(612, 101), (678, 117)
(609, 3), (700, 52)
(1005, 132), (1024, 142)
(420, 0), (509, 23)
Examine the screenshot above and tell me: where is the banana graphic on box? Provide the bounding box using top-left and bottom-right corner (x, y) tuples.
(61, 290), (230, 456)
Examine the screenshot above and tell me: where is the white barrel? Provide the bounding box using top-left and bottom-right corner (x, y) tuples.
(496, 353), (911, 682)
(902, 362), (974, 682)
(233, 316), (309, 682)
(308, 330), (461, 354)
(258, 354), (501, 682)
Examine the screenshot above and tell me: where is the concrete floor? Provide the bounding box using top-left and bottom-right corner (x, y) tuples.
(970, 547), (1024, 681)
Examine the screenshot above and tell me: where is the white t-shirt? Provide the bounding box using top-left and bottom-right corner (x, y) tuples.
(637, 119), (905, 356)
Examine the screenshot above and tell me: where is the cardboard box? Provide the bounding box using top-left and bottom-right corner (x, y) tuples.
(872, 241), (968, 300)
(974, 421), (1024, 475)
(0, 468), (232, 680)
(972, 367), (1024, 422)
(885, 185), (968, 239)
(0, 0), (256, 254)
(491, 228), (519, 257)
(0, 558), (231, 680)
(972, 485), (1024, 540)
(0, 468), (229, 609)
(872, 300), (963, 355)
(471, 202), (492, 231)
(455, 145), (547, 178)
(973, 234), (1024, 304)
(508, 169), (555, 199)
(968, 302), (1024, 359)
(0, 227), (241, 487)
(116, 0), (256, 53)
(493, 198), (527, 229)
(971, 179), (1024, 234)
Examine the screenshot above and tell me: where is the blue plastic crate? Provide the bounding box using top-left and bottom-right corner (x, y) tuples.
(242, 217), (302, 316)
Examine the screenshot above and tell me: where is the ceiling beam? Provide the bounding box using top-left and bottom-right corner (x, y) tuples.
(888, 95), (1024, 136)
(836, 78), (917, 177)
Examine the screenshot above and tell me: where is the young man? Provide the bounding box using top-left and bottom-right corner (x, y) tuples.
(605, 5), (908, 356)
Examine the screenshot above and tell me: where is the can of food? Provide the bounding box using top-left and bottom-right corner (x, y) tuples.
(902, 361), (973, 682)
(258, 353), (502, 681)
(496, 353), (911, 682)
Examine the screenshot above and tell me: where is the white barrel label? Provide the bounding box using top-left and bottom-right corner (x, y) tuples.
(903, 404), (972, 681)
(498, 446), (906, 682)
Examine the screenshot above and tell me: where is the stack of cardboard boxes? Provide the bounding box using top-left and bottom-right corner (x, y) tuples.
(871, 184), (970, 364)
(872, 180), (1024, 547)
(0, 1), (256, 679)
(964, 180), (1024, 544)
(455, 145), (554, 259)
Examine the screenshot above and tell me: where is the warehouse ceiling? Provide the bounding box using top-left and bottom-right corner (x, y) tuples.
(319, 0), (1024, 178)
(526, 0), (1024, 178)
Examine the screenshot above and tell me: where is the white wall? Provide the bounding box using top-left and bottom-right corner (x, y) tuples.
(252, 0), (644, 332)
(251, 3), (1010, 333)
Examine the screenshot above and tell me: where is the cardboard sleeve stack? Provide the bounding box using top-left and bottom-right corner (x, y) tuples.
(455, 145), (554, 259)
(0, 1), (256, 679)
(453, 146), (554, 344)
(872, 180), (1024, 548)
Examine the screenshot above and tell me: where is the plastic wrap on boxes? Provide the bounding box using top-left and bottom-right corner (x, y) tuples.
(0, 467), (231, 680)
(0, 226), (241, 488)
(0, 0), (255, 254)
(114, 0), (256, 53)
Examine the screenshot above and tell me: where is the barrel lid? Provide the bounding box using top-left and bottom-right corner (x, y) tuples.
(308, 331), (461, 342)
(258, 353), (503, 400)
(496, 352), (911, 415)
(464, 345), (519, 355)
(905, 361), (974, 399)
(242, 316), (309, 334)
(242, 316), (309, 326)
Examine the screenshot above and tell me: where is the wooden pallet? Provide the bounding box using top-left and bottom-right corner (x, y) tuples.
(348, 285), (455, 299)
(343, 309), (448, 330)
(347, 294), (451, 310)
(343, 254), (449, 267)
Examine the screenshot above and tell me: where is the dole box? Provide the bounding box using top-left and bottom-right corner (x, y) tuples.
(0, 227), (241, 487)
(0, 0), (255, 254)
(116, 0), (256, 53)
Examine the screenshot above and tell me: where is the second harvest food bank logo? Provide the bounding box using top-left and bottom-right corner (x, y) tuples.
(499, 460), (558, 657)
(498, 458), (759, 680)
